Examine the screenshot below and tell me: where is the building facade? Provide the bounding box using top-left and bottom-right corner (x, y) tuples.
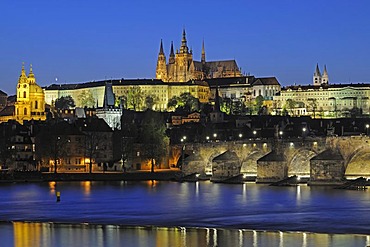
(44, 79), (211, 112)
(0, 64), (46, 124)
(274, 65), (370, 118)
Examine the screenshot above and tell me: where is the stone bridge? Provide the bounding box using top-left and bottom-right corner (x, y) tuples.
(172, 136), (370, 181)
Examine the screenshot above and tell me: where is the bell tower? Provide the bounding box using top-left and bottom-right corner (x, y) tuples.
(155, 39), (168, 81)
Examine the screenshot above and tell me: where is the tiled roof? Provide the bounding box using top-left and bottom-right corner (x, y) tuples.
(205, 60), (240, 72)
(0, 105), (14, 117)
(252, 77), (280, 86)
(283, 83), (370, 91)
(205, 76), (254, 87)
(44, 79), (209, 91)
(0, 90), (7, 96)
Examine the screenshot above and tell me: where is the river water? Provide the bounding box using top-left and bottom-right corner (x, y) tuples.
(0, 181), (369, 246)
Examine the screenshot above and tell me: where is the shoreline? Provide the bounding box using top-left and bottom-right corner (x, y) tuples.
(0, 170), (182, 183)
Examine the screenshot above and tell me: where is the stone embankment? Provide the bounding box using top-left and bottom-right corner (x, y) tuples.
(0, 170), (182, 183)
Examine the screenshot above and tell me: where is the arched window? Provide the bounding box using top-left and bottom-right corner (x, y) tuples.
(17, 108), (19, 115)
(23, 91), (26, 98)
(35, 101), (38, 109)
(24, 108), (27, 115)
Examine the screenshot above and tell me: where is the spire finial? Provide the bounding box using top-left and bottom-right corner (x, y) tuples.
(201, 39), (206, 63)
(314, 63), (321, 76)
(323, 64), (328, 75)
(159, 39), (164, 55)
(170, 41), (174, 56)
(28, 63), (35, 80)
(180, 29), (189, 53)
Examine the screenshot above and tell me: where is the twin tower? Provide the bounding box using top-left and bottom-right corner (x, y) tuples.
(156, 29), (242, 82)
(313, 64), (329, 86)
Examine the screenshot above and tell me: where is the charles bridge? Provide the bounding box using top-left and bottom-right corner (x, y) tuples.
(174, 136), (370, 184)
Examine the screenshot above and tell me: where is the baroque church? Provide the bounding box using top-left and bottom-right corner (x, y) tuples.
(0, 63), (46, 124)
(156, 30), (242, 82)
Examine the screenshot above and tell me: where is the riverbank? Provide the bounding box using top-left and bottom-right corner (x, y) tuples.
(0, 170), (182, 183)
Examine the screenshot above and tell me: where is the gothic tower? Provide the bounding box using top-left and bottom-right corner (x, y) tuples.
(14, 63), (46, 123)
(313, 63), (322, 86)
(321, 65), (329, 84)
(155, 39), (167, 81)
(174, 29), (193, 82)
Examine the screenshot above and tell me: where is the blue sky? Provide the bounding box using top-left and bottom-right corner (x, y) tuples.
(1, 0), (370, 94)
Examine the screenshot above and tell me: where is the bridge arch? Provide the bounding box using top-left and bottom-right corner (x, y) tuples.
(345, 146), (370, 178)
(287, 148), (318, 177)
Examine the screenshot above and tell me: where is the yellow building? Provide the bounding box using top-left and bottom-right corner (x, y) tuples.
(156, 29), (242, 82)
(0, 64), (46, 124)
(44, 79), (210, 112)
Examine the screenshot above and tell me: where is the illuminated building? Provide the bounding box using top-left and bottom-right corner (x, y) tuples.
(273, 65), (370, 118)
(156, 29), (242, 82)
(44, 79), (210, 112)
(96, 83), (122, 129)
(0, 64), (46, 124)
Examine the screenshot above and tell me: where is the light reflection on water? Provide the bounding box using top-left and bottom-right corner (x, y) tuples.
(0, 181), (370, 240)
(0, 222), (368, 247)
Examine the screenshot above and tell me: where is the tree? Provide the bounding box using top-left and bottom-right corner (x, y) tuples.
(140, 110), (169, 172)
(145, 95), (158, 110)
(119, 116), (139, 171)
(307, 98), (317, 119)
(255, 95), (264, 113)
(36, 126), (70, 173)
(127, 86), (144, 111)
(167, 93), (199, 113)
(84, 131), (100, 174)
(285, 99), (297, 116)
(78, 90), (95, 108)
(220, 97), (232, 114)
(55, 96), (75, 110)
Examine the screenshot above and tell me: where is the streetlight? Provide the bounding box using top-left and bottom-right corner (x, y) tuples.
(239, 133), (243, 139)
(181, 137), (186, 169)
(213, 133), (217, 138)
(366, 124), (369, 136)
(279, 131), (283, 139)
(206, 136), (210, 142)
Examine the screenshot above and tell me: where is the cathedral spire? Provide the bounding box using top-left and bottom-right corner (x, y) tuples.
(170, 41), (174, 56)
(169, 41), (175, 64)
(180, 28), (189, 54)
(201, 39), (206, 63)
(322, 64), (329, 84)
(159, 39), (164, 55)
(323, 65), (328, 76)
(314, 63), (321, 77)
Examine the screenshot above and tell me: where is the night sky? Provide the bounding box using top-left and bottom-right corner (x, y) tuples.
(1, 0), (370, 95)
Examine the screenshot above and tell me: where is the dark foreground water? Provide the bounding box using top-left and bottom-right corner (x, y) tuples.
(0, 181), (369, 246)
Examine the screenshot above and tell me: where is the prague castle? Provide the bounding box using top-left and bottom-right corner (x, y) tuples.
(156, 30), (242, 82)
(0, 64), (46, 124)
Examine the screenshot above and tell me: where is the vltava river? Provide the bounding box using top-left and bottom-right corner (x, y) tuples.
(0, 181), (369, 247)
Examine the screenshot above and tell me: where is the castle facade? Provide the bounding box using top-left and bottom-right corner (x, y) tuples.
(156, 30), (242, 82)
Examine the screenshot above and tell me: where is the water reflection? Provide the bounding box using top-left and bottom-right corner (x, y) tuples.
(81, 181), (91, 196)
(2, 222), (369, 247)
